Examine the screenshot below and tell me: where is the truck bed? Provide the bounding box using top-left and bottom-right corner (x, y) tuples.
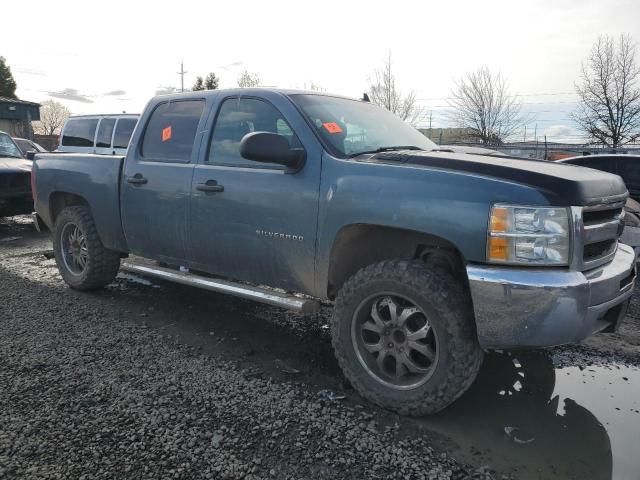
(32, 153), (129, 252)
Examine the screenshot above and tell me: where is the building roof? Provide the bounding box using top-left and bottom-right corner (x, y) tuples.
(0, 96), (40, 106)
(0, 96), (40, 121)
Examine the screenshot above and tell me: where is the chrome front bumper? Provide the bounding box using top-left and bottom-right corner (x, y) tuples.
(467, 243), (636, 349)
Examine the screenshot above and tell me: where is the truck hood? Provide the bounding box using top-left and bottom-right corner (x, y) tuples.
(0, 156), (31, 173)
(360, 150), (627, 206)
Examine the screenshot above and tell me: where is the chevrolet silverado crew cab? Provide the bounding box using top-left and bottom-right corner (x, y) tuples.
(32, 89), (636, 415)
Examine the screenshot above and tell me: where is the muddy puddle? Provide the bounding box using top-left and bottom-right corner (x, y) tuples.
(415, 352), (640, 480)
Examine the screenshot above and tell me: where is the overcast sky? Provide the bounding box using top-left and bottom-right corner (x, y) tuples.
(3, 0), (640, 142)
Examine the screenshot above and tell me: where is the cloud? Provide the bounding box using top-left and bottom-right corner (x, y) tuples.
(155, 86), (178, 96)
(220, 61), (243, 71)
(543, 124), (585, 143)
(103, 89), (126, 96)
(16, 68), (46, 76)
(47, 88), (93, 103)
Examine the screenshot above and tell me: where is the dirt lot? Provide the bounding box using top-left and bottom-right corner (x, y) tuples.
(1, 216), (639, 480)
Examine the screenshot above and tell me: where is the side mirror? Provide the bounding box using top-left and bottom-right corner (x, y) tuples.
(239, 132), (305, 170)
(25, 150), (36, 161)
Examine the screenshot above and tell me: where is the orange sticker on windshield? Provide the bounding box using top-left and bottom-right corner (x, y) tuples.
(162, 126), (172, 142)
(322, 122), (343, 134)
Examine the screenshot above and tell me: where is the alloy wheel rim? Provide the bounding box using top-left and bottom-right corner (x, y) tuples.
(351, 293), (439, 390)
(61, 223), (88, 275)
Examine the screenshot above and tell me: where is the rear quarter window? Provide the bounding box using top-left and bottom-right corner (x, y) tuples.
(141, 100), (204, 162)
(61, 118), (99, 147)
(113, 118), (138, 149)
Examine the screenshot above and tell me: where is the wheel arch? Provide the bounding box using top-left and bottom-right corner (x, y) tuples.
(49, 191), (90, 225)
(326, 224), (468, 299)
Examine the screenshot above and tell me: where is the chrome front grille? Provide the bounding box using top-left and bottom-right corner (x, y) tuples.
(572, 201), (625, 271)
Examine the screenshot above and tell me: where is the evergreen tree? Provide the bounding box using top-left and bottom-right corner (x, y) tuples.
(192, 76), (205, 91)
(204, 72), (219, 90)
(0, 57), (17, 99)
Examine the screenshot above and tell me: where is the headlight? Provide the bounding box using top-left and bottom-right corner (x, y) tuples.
(487, 205), (570, 265)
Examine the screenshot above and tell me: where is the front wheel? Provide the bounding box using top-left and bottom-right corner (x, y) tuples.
(53, 206), (121, 290)
(331, 260), (483, 416)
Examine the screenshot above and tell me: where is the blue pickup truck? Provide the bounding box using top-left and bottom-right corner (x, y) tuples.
(32, 89), (636, 414)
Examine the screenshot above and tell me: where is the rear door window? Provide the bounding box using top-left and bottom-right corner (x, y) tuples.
(95, 118), (116, 148)
(61, 118), (99, 147)
(113, 118), (137, 149)
(141, 101), (204, 162)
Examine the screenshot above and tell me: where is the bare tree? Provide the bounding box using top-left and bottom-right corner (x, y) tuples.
(33, 100), (70, 136)
(303, 81), (325, 92)
(572, 34), (640, 148)
(237, 70), (261, 88)
(368, 52), (421, 124)
(448, 66), (523, 145)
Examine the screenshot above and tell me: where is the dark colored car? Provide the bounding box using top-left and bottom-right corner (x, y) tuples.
(560, 154), (640, 201)
(0, 131), (32, 217)
(560, 154), (640, 260)
(12, 137), (48, 157)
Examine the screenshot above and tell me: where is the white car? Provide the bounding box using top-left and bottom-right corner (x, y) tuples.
(57, 114), (139, 155)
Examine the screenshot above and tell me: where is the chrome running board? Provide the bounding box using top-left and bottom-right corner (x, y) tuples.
(121, 261), (320, 314)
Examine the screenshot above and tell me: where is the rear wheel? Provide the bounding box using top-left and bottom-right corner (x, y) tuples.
(53, 206), (120, 290)
(331, 260), (483, 415)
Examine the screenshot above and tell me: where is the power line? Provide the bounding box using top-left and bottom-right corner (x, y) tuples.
(415, 91), (579, 102)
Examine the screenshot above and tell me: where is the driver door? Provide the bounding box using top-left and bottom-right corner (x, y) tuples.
(189, 95), (321, 294)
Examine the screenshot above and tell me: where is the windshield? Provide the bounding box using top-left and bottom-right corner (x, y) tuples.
(289, 94), (436, 158)
(0, 133), (23, 158)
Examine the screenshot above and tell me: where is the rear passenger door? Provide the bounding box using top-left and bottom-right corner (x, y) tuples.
(94, 117), (116, 155)
(121, 99), (206, 263)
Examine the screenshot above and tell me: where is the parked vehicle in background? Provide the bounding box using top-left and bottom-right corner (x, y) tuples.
(12, 137), (48, 157)
(560, 154), (640, 202)
(57, 114), (139, 155)
(560, 154), (640, 261)
(32, 89), (636, 415)
(0, 131), (32, 217)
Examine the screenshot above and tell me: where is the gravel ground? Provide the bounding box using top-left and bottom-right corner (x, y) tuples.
(0, 218), (496, 480)
(2, 215), (640, 480)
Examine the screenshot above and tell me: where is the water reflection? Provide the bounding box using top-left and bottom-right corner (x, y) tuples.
(420, 352), (620, 480)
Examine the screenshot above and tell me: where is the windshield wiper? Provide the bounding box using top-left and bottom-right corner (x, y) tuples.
(348, 145), (423, 158)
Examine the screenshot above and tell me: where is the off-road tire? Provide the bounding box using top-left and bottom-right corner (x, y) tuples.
(331, 259), (483, 416)
(53, 206), (120, 290)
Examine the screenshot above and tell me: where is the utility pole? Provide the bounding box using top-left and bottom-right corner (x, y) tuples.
(177, 60), (188, 93)
(544, 135), (548, 161)
(428, 111), (432, 138)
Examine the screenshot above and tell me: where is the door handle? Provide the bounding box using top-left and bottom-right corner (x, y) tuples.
(196, 180), (224, 193)
(126, 174), (147, 185)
